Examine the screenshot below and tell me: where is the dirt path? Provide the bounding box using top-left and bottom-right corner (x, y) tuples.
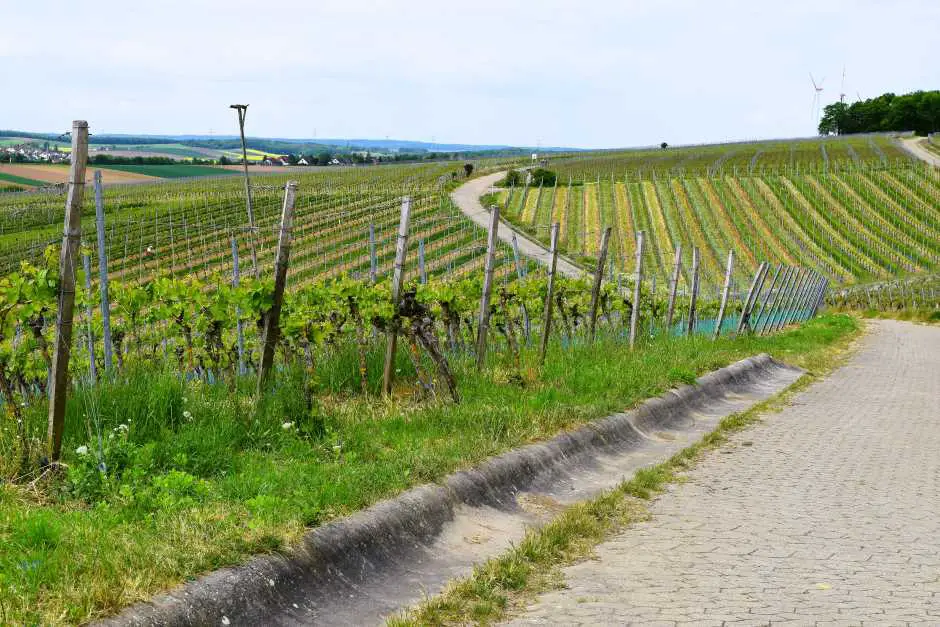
(901, 137), (940, 168)
(451, 173), (584, 278)
(507, 319), (940, 625)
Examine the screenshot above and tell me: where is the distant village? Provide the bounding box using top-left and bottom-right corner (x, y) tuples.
(2, 143), (70, 164)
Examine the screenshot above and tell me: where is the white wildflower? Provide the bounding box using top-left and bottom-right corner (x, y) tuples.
(183, 410), (193, 420)
(281, 422), (294, 430)
(221, 617), (230, 626)
(75, 445), (88, 455)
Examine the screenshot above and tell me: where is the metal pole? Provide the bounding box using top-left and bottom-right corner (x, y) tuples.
(589, 227), (613, 343)
(93, 170), (113, 372)
(686, 247), (700, 337)
(230, 104), (260, 279)
(476, 206), (500, 368)
(665, 245), (682, 334)
(82, 253), (97, 382)
(231, 236), (246, 376)
(629, 230), (645, 348)
(539, 223), (560, 364)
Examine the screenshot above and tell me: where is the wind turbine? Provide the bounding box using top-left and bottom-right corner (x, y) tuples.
(839, 66), (847, 104)
(810, 73), (825, 123)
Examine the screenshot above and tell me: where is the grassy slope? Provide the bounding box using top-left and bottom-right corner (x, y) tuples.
(392, 313), (862, 626)
(0, 315), (858, 625)
(0, 172), (46, 187)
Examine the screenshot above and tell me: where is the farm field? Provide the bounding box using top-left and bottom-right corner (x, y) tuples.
(90, 163), (237, 178)
(493, 135), (939, 287)
(0, 163), (234, 186)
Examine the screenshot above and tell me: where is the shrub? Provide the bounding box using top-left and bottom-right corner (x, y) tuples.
(498, 169), (524, 187)
(528, 168), (557, 186)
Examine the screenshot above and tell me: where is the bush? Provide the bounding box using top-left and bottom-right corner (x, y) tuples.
(528, 168), (557, 186)
(498, 169), (524, 187)
(463, 163), (474, 177)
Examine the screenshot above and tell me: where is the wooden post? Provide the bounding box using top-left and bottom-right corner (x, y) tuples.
(82, 253), (97, 382)
(628, 230), (644, 348)
(510, 233), (531, 342)
(93, 171), (113, 373)
(589, 227), (613, 343)
(230, 104), (260, 279)
(382, 197), (413, 395)
(736, 262), (769, 334)
(257, 182), (297, 394)
(758, 266), (792, 335)
(686, 247), (700, 337)
(369, 223), (378, 283)
(418, 238), (427, 284)
(231, 236), (246, 376)
(713, 250), (735, 340)
(539, 223), (560, 364)
(475, 206), (500, 369)
(772, 268), (805, 333)
(47, 120), (88, 461)
(811, 276), (829, 317)
(665, 245), (682, 334)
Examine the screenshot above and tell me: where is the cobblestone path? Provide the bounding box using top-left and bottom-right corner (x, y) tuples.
(507, 320), (940, 626)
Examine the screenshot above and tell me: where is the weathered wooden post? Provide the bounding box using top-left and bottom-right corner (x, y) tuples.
(736, 262), (769, 334)
(589, 227), (613, 343)
(82, 253), (97, 382)
(539, 223), (561, 364)
(382, 197), (413, 395)
(510, 233), (531, 342)
(713, 250), (735, 340)
(231, 236), (246, 376)
(475, 206), (500, 368)
(47, 120), (88, 462)
(758, 266), (792, 335)
(665, 245), (682, 334)
(257, 182), (297, 394)
(629, 230), (645, 348)
(418, 238), (427, 284)
(369, 222), (378, 283)
(773, 268), (805, 333)
(93, 170), (113, 372)
(686, 247), (700, 337)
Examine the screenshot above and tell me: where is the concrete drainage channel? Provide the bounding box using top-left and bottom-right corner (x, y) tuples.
(99, 354), (803, 627)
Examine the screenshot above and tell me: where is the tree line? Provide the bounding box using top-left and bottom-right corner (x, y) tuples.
(818, 90), (940, 136)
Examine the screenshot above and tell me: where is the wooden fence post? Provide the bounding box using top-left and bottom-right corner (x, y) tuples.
(758, 266), (792, 335)
(93, 170), (113, 373)
(539, 223), (560, 364)
(475, 206), (500, 368)
(257, 182), (297, 394)
(736, 262), (769, 334)
(382, 197), (413, 395)
(47, 120), (88, 461)
(713, 250), (735, 340)
(772, 268), (805, 333)
(231, 236), (247, 376)
(686, 247), (700, 337)
(82, 253), (97, 382)
(629, 230), (645, 348)
(510, 233), (531, 342)
(665, 245), (682, 334)
(369, 223), (378, 283)
(811, 276), (829, 317)
(418, 238), (427, 284)
(589, 227), (613, 343)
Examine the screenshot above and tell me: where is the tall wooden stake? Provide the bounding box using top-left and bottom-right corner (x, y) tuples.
(93, 170), (113, 372)
(589, 227), (613, 343)
(230, 104), (260, 279)
(475, 206), (500, 369)
(713, 250), (735, 340)
(382, 197), (413, 395)
(686, 247), (700, 337)
(418, 238), (427, 284)
(510, 233), (531, 342)
(48, 120), (88, 461)
(758, 266), (792, 335)
(665, 245), (682, 333)
(539, 223), (560, 364)
(257, 182), (297, 394)
(629, 230), (645, 348)
(736, 262), (769, 334)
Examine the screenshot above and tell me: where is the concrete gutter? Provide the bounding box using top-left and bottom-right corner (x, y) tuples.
(99, 353), (802, 626)
(450, 172), (585, 278)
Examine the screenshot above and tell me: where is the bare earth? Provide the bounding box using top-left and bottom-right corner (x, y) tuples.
(507, 319), (940, 625)
(0, 163), (160, 185)
(451, 172), (585, 278)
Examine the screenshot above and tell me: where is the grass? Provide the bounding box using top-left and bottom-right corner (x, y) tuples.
(0, 172), (45, 187)
(0, 314), (858, 624)
(94, 164), (237, 178)
(389, 313), (862, 626)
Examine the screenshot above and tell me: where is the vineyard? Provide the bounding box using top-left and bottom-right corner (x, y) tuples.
(492, 136), (939, 288)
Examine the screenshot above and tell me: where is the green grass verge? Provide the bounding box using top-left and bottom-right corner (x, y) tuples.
(0, 172), (45, 187)
(0, 315), (858, 624)
(97, 164), (237, 178)
(389, 314), (862, 626)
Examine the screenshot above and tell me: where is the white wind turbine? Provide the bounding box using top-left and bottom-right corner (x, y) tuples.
(810, 73), (825, 123)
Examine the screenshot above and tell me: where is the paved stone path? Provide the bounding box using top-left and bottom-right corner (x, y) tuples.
(451, 172), (584, 278)
(507, 319), (940, 625)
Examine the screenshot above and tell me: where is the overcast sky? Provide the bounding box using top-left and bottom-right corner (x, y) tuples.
(2, 0), (937, 149)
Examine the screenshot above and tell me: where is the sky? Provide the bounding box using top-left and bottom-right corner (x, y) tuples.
(1, 0), (937, 149)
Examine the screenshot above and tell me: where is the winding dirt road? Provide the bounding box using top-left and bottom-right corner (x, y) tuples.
(901, 137), (940, 168)
(451, 172), (584, 278)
